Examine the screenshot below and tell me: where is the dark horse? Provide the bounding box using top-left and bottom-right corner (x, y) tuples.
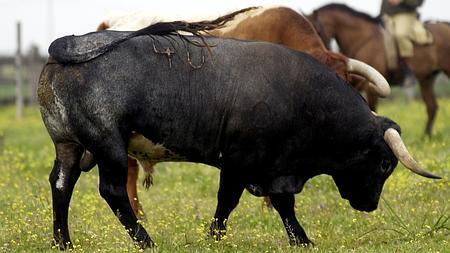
(308, 4), (450, 136)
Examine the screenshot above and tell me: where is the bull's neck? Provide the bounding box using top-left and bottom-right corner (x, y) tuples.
(303, 139), (373, 177)
(299, 110), (377, 177)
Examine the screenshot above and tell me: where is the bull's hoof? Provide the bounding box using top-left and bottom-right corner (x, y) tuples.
(52, 239), (73, 251)
(209, 228), (227, 241)
(136, 238), (156, 249)
(133, 231), (155, 249)
(289, 237), (314, 247)
(209, 219), (227, 241)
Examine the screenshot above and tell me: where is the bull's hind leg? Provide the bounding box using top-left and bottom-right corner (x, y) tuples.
(94, 137), (153, 249)
(209, 170), (244, 240)
(269, 193), (313, 246)
(49, 143), (83, 249)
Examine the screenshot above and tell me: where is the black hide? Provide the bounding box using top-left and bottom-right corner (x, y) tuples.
(39, 30), (400, 248)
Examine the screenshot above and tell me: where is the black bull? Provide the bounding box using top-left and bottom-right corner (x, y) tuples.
(38, 24), (438, 249)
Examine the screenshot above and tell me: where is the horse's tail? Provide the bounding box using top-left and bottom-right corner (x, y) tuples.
(131, 7), (258, 38)
(130, 6), (259, 55)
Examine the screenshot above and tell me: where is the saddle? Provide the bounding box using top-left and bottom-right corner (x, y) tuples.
(382, 29), (398, 71)
(381, 18), (433, 71)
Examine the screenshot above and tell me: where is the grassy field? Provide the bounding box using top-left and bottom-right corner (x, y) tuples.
(0, 84), (19, 100)
(0, 84), (30, 101)
(0, 98), (448, 253)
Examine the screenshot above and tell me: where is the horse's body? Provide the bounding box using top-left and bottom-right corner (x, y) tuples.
(309, 4), (450, 135)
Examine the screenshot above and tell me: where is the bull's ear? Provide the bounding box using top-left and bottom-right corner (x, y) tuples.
(364, 115), (397, 154)
(375, 116), (401, 135)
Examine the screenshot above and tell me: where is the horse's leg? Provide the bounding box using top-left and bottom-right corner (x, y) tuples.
(126, 157), (146, 220)
(49, 143), (83, 250)
(269, 193), (313, 246)
(443, 62), (450, 78)
(419, 74), (438, 136)
(96, 135), (153, 249)
(209, 169), (244, 240)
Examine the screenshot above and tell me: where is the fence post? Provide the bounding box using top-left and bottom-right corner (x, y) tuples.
(15, 21), (24, 119)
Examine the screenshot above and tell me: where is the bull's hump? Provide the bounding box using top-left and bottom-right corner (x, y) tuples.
(48, 30), (132, 64)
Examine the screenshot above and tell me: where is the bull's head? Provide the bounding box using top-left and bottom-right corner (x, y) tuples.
(332, 117), (441, 212)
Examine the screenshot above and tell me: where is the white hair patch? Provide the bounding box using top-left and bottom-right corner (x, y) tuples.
(56, 169), (66, 191)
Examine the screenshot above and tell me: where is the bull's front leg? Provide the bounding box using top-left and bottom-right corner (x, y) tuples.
(209, 170), (244, 240)
(49, 143), (83, 250)
(269, 193), (313, 246)
(96, 142), (154, 249)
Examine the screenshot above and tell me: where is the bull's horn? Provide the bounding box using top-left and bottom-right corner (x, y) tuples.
(347, 58), (391, 97)
(383, 128), (441, 179)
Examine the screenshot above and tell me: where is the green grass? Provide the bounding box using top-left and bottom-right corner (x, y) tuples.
(0, 99), (449, 253)
(0, 84), (29, 100)
(0, 84), (17, 99)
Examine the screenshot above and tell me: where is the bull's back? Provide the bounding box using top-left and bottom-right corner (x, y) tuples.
(40, 34), (362, 160)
